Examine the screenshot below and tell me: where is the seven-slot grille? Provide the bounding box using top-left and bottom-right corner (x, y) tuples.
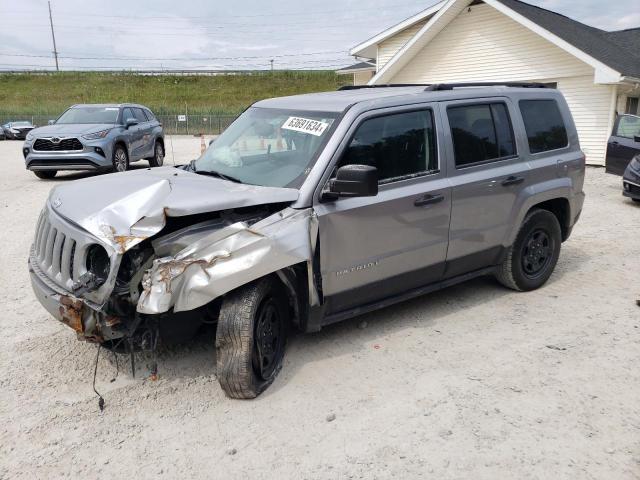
(33, 137), (83, 152)
(33, 210), (78, 290)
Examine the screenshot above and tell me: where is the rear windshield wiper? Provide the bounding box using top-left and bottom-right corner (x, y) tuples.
(186, 159), (243, 183)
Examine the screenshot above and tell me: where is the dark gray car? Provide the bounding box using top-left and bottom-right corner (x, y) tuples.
(28, 83), (585, 399)
(23, 103), (164, 179)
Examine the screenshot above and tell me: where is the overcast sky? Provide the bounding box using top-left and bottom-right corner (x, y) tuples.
(0, 0), (638, 71)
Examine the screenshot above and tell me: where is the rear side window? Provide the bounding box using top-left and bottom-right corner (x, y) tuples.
(447, 103), (516, 168)
(519, 99), (568, 153)
(340, 109), (438, 183)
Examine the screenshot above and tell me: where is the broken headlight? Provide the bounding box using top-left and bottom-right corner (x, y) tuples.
(72, 244), (110, 294)
(85, 244), (110, 285)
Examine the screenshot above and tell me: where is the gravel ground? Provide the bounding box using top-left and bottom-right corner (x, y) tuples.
(1, 136), (639, 479)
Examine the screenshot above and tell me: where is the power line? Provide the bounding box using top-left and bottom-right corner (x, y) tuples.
(0, 50), (349, 61)
(1, 1), (435, 20)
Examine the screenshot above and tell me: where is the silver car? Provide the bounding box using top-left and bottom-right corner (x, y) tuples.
(28, 83), (585, 399)
(23, 103), (164, 179)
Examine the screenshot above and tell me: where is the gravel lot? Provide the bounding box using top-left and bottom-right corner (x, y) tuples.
(1, 136), (639, 479)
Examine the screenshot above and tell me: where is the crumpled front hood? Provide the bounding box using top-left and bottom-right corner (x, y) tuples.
(48, 167), (299, 253)
(31, 123), (116, 137)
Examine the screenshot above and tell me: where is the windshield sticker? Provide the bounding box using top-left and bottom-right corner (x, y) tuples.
(282, 117), (329, 136)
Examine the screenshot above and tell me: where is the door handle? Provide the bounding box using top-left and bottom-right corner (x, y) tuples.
(414, 193), (444, 207)
(501, 175), (525, 187)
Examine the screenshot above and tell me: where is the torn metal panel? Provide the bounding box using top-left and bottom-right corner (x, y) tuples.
(138, 207), (318, 314)
(48, 167), (299, 254)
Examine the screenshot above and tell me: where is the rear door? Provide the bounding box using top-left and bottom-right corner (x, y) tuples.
(133, 108), (153, 158)
(442, 98), (530, 277)
(315, 104), (451, 314)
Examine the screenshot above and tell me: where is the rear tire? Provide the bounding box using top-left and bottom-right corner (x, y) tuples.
(495, 209), (561, 291)
(33, 170), (57, 179)
(216, 277), (288, 399)
(112, 145), (129, 172)
(148, 141), (164, 167)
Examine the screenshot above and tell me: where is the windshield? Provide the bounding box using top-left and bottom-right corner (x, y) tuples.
(56, 106), (120, 124)
(193, 107), (337, 188)
(12, 121), (31, 127)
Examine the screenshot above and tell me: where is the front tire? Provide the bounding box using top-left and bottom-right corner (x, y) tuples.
(495, 209), (561, 291)
(112, 145), (129, 172)
(216, 277), (288, 399)
(148, 141), (164, 167)
(33, 170), (57, 179)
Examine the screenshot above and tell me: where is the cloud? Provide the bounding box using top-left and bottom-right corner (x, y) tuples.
(0, 0), (638, 71)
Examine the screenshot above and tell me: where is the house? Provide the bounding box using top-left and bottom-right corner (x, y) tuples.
(336, 61), (376, 85)
(348, 0), (640, 165)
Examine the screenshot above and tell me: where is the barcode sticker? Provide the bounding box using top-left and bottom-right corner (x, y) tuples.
(282, 116), (329, 136)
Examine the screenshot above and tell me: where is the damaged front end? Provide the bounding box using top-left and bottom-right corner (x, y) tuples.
(29, 178), (320, 350)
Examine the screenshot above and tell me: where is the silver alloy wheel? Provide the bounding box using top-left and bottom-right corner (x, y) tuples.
(155, 143), (164, 166)
(114, 148), (127, 172)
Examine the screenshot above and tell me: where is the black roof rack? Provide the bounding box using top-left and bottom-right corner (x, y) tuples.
(338, 84), (429, 91)
(425, 82), (550, 91)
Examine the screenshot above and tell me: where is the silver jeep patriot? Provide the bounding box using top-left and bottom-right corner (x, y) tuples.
(29, 83), (585, 398)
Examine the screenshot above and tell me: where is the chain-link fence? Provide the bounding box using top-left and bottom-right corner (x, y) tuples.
(0, 113), (238, 135)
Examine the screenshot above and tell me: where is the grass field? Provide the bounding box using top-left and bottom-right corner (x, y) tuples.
(0, 71), (351, 117)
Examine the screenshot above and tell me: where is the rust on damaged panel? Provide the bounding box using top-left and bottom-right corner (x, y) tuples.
(59, 295), (84, 333)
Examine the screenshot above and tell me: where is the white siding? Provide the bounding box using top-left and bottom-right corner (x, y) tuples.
(354, 70), (374, 85)
(556, 76), (616, 165)
(390, 4), (592, 83)
(384, 3), (615, 165)
(377, 21), (427, 71)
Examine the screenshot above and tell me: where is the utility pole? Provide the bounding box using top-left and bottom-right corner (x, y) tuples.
(48, 1), (59, 71)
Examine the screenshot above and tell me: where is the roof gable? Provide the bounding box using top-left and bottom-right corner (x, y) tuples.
(349, 1), (445, 59)
(369, 0), (640, 85)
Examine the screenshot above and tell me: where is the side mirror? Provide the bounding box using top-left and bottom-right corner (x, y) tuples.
(325, 165), (378, 200)
(125, 118), (138, 129)
(48, 119), (55, 125)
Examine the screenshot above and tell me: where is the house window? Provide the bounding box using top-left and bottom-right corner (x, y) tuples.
(340, 109), (438, 183)
(447, 103), (516, 168)
(519, 100), (568, 154)
(625, 97), (639, 115)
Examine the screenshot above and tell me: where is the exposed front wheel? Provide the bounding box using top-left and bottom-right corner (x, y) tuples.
(215, 277), (288, 399)
(33, 170), (57, 179)
(148, 141), (164, 167)
(495, 209), (561, 291)
(112, 145), (129, 172)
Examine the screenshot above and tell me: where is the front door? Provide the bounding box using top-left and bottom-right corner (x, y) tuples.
(606, 114), (640, 176)
(315, 106), (451, 314)
(122, 107), (144, 159)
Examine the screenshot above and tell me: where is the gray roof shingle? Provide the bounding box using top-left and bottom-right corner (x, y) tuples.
(496, 0), (640, 77)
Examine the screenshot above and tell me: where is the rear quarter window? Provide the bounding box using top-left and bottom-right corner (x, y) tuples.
(519, 99), (568, 153)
